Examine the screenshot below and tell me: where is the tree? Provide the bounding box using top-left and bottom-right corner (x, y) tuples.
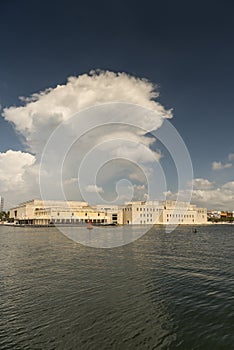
(0, 211), (10, 222)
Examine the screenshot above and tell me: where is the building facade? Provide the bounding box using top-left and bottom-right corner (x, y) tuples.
(10, 199), (120, 225)
(122, 200), (207, 225)
(10, 199), (207, 225)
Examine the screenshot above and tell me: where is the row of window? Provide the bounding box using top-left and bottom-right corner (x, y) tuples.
(139, 213), (153, 217)
(136, 207), (158, 212)
(167, 214), (195, 218)
(39, 212), (102, 217)
(167, 218), (195, 222)
(50, 219), (105, 223)
(140, 219), (153, 223)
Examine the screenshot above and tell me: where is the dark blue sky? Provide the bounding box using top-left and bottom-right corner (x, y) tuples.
(0, 0), (234, 184)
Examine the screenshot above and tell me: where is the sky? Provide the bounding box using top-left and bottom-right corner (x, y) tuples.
(0, 0), (234, 210)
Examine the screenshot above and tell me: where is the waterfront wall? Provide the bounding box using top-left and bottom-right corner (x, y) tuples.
(10, 199), (207, 225)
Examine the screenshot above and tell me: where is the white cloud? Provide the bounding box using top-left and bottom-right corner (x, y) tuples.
(212, 161), (232, 170)
(1, 70), (171, 207)
(228, 153), (234, 161)
(132, 184), (148, 201)
(111, 140), (161, 163)
(0, 150), (36, 206)
(192, 178), (214, 190)
(85, 185), (104, 193)
(191, 184), (234, 210)
(129, 169), (148, 182)
(64, 177), (78, 185)
(222, 181), (234, 190)
(3, 70), (172, 154)
(166, 179), (234, 210)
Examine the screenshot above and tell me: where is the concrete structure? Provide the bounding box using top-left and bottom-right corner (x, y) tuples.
(10, 199), (207, 225)
(122, 200), (207, 225)
(96, 205), (123, 225)
(10, 199), (120, 225)
(0, 196), (4, 212)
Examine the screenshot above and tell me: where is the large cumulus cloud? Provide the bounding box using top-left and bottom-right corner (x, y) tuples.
(1, 70), (172, 207)
(3, 70), (172, 153)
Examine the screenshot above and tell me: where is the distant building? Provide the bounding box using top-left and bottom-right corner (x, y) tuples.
(0, 196), (4, 212)
(96, 205), (123, 225)
(220, 211), (234, 220)
(10, 199), (207, 225)
(9, 199), (118, 225)
(122, 200), (207, 225)
(207, 210), (221, 220)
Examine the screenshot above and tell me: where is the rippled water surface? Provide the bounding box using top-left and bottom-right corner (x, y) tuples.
(0, 225), (233, 349)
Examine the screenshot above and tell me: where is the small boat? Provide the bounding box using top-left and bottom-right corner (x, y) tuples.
(87, 221), (93, 230)
(193, 228), (197, 233)
(93, 222), (117, 227)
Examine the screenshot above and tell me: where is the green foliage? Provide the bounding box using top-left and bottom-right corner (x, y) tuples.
(0, 211), (10, 222)
(208, 216), (234, 223)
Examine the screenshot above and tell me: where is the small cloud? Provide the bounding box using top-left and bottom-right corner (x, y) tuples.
(64, 177), (78, 185)
(192, 178), (214, 190)
(212, 161), (232, 170)
(228, 153), (234, 161)
(85, 185), (104, 193)
(132, 184), (148, 201)
(222, 181), (234, 190)
(0, 150), (35, 192)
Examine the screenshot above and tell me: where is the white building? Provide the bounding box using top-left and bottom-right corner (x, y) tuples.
(96, 205), (123, 225)
(10, 199), (114, 225)
(122, 200), (207, 225)
(10, 199), (207, 225)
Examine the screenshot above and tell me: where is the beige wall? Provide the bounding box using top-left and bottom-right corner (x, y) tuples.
(10, 199), (207, 225)
(122, 201), (207, 225)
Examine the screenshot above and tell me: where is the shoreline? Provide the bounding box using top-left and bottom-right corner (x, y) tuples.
(1, 222), (234, 228)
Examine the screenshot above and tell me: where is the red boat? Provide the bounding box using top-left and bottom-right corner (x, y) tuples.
(87, 220), (93, 230)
